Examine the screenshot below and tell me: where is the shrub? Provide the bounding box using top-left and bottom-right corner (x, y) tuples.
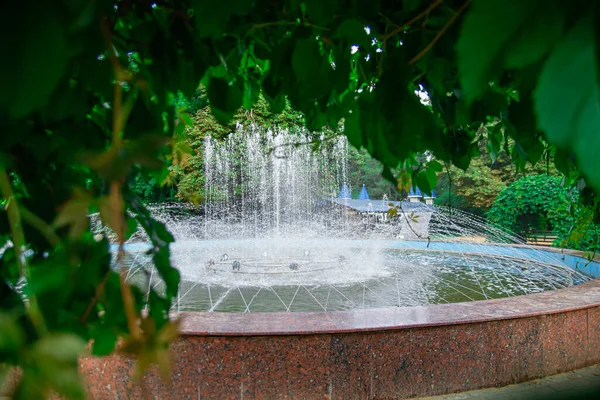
(488, 175), (599, 251)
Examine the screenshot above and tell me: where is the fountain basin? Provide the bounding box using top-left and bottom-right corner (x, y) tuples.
(78, 245), (600, 399)
(120, 239), (592, 312)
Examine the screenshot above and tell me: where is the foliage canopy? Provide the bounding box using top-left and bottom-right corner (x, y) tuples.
(2, 0), (600, 397)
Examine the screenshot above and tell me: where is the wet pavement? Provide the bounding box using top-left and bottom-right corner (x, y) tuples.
(418, 364), (600, 400)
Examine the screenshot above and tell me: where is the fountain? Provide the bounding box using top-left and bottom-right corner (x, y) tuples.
(87, 127), (600, 399)
(118, 127), (591, 313)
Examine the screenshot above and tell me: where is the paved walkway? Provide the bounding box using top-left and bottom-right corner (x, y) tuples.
(418, 364), (600, 400)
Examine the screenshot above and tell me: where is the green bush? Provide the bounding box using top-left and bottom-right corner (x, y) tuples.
(488, 175), (599, 251)
(131, 172), (177, 204)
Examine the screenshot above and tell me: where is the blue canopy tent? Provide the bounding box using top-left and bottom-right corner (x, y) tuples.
(408, 186), (422, 198)
(358, 184), (370, 200)
(338, 183), (351, 199)
(423, 189), (437, 199)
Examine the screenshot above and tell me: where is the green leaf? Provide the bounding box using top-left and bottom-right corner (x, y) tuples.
(457, 0), (563, 103)
(127, 195), (179, 301)
(0, 2), (69, 117)
(503, 7), (564, 69)
(426, 159), (443, 173)
(534, 16), (600, 191)
(242, 76), (261, 110)
(28, 334), (87, 399)
(292, 39), (321, 82)
(0, 313), (24, 354)
(179, 112), (193, 127)
(344, 110), (362, 149)
(304, 0), (341, 25)
(553, 149), (574, 177)
(524, 139), (544, 166)
(402, 0), (422, 12)
(266, 94), (287, 114)
(333, 19), (371, 49)
(397, 170), (412, 193)
(416, 168), (436, 195)
(191, 0), (252, 38)
(486, 124), (503, 164)
(124, 215), (139, 241)
(26, 255), (71, 297)
(53, 190), (94, 239)
(426, 57), (453, 94)
(90, 325), (117, 356)
(507, 91), (538, 146)
(289, 38), (332, 106)
(148, 290), (170, 330)
(207, 77), (243, 125)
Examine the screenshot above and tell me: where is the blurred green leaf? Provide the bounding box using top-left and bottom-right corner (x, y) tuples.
(292, 39), (321, 83)
(26, 333), (87, 399)
(333, 19), (371, 49)
(0, 2), (69, 117)
(535, 16), (600, 192)
(457, 0), (562, 102)
(304, 0), (341, 25)
(207, 77), (243, 125)
(90, 325), (118, 356)
(0, 312), (24, 354)
(53, 190), (94, 239)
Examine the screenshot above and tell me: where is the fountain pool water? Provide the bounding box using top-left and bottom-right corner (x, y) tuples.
(122, 240), (591, 313)
(113, 127), (593, 313)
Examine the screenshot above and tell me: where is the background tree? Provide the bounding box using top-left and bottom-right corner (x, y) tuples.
(436, 141), (559, 215)
(347, 147), (402, 200)
(175, 92), (320, 202)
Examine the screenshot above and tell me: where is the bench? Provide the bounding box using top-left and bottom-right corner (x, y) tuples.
(526, 231), (558, 247)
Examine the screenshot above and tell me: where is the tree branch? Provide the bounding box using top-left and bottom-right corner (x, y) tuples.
(247, 20), (330, 35)
(380, 0), (443, 46)
(409, 0), (472, 65)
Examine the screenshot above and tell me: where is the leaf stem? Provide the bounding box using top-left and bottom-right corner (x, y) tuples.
(0, 169), (47, 335)
(397, 203), (424, 239)
(80, 270), (112, 324)
(101, 17), (142, 341)
(20, 207), (62, 248)
(0, 174), (26, 278)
